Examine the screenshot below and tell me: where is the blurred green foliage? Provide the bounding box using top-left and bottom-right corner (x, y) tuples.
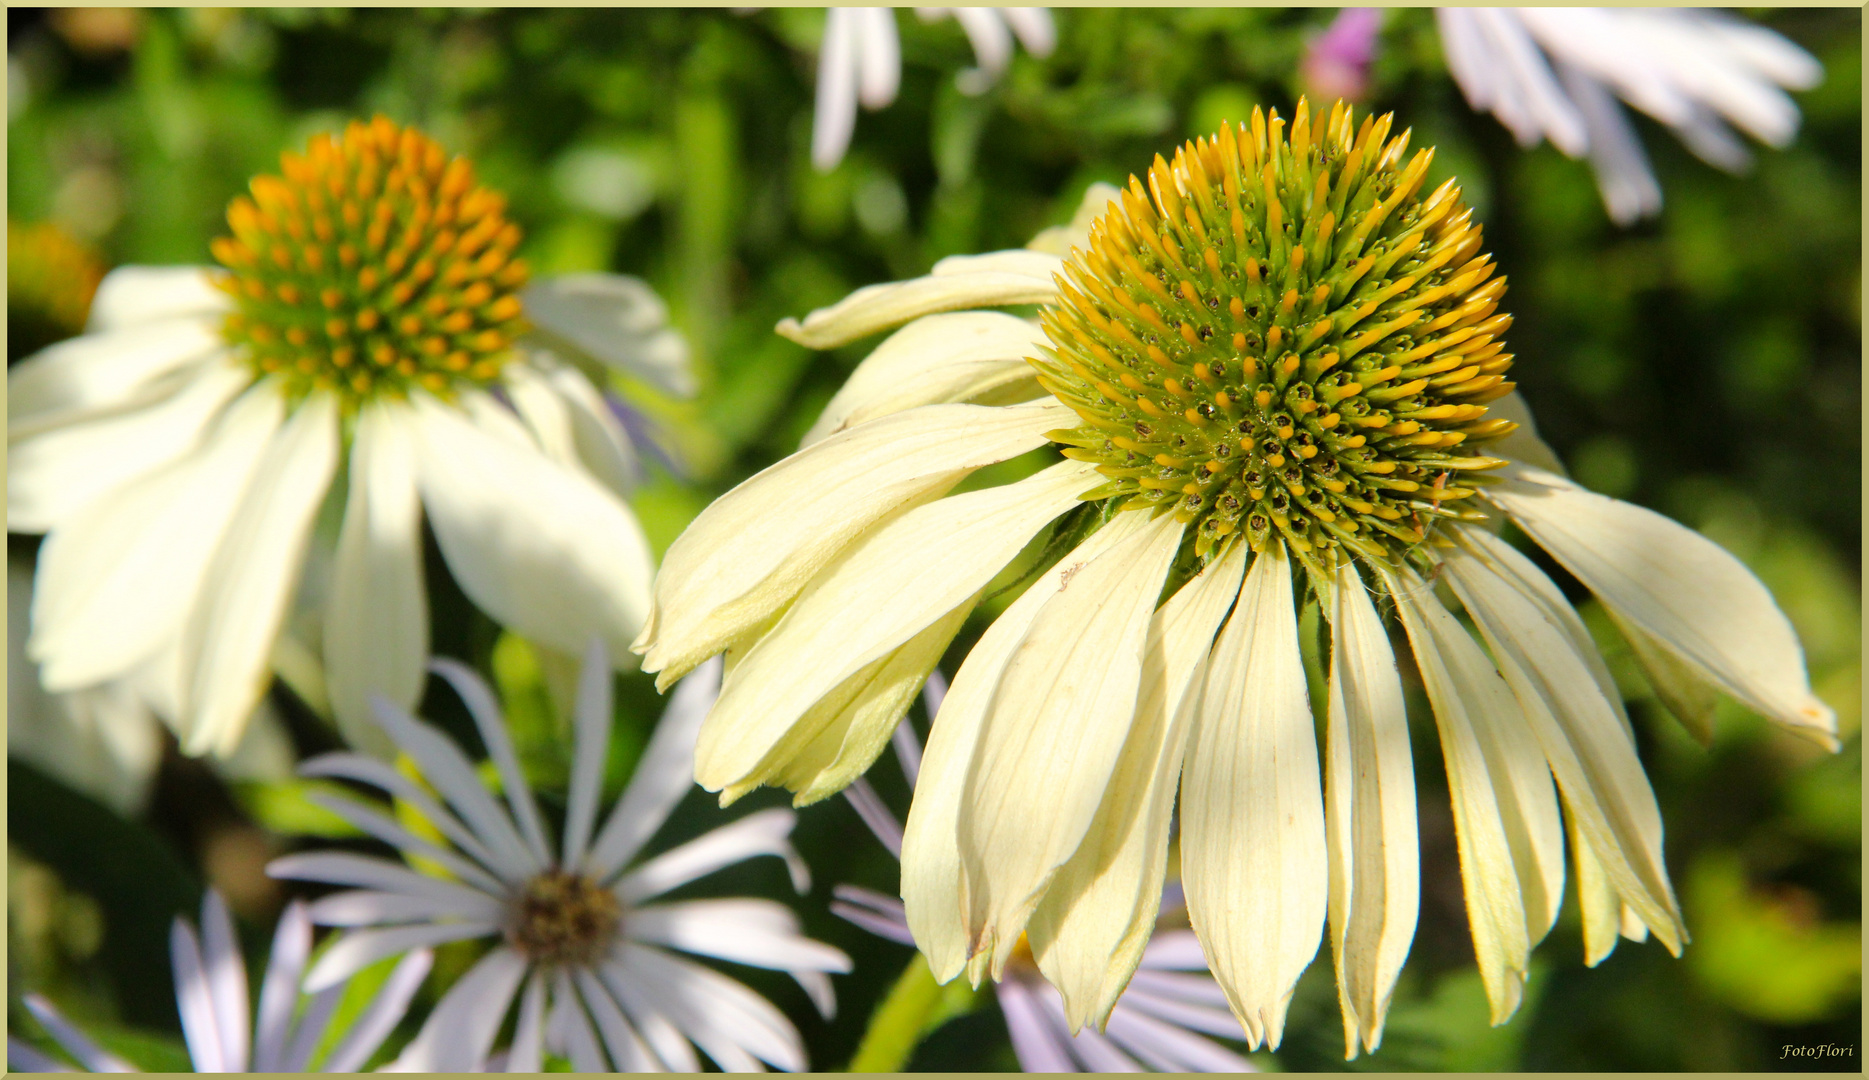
(7, 6), (1859, 1072)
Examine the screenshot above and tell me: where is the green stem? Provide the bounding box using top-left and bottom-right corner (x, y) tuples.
(847, 954), (980, 1072)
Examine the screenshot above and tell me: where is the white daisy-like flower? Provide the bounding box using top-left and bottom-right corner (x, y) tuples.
(267, 641), (851, 1072)
(834, 677), (1256, 1072)
(8, 889), (431, 1073)
(636, 100), (1836, 1058)
(812, 7), (1056, 171)
(1434, 8), (1822, 224)
(8, 116), (688, 758)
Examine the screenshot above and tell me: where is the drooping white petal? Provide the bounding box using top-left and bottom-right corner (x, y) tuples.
(1488, 464), (1835, 746)
(1324, 558), (1418, 1059)
(1001, 8), (1056, 56)
(522, 273), (694, 396)
(324, 400), (427, 758)
(951, 7), (1015, 84)
(853, 7), (901, 109)
(391, 947), (528, 1071)
(960, 511), (1185, 976)
(694, 460), (1097, 800)
(584, 657), (723, 881)
(639, 399), (1072, 687)
(900, 544), (1061, 982)
(320, 949), (433, 1072)
(811, 6), (862, 172)
(410, 391), (654, 665)
(1028, 539), (1248, 1030)
(8, 317), (226, 435)
(28, 381), (282, 692)
(1384, 564), (1562, 1025)
(615, 943), (807, 1072)
(1180, 544), (1326, 1051)
(628, 899), (853, 974)
(86, 266), (228, 331)
(8, 363), (249, 533)
(178, 391), (340, 756)
(1443, 530), (1685, 952)
(775, 258), (1060, 349)
(801, 311), (1046, 447)
(616, 806), (808, 904)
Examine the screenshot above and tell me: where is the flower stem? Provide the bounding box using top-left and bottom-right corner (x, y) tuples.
(846, 953), (981, 1072)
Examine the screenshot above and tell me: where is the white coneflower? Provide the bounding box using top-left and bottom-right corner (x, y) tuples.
(1434, 8), (1822, 224)
(8, 117), (685, 758)
(834, 683), (1256, 1072)
(8, 889), (430, 1072)
(812, 7), (1056, 171)
(267, 641), (851, 1072)
(636, 99), (1836, 1057)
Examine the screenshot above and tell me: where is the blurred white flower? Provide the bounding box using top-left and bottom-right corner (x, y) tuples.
(812, 7), (1056, 171)
(8, 117), (687, 759)
(835, 678), (1257, 1072)
(267, 641), (851, 1072)
(8, 889), (430, 1072)
(1435, 8), (1822, 224)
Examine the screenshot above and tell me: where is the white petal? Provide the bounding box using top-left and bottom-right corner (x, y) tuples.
(829, 884), (916, 946)
(1001, 8), (1056, 56)
(853, 7), (901, 109)
(811, 7), (861, 172)
(536, 360), (642, 497)
(960, 511), (1185, 976)
(629, 899), (852, 974)
(1610, 607), (1717, 745)
(616, 807), (807, 904)
(28, 381), (283, 692)
(198, 891), (251, 1071)
(801, 311), (1046, 447)
(1180, 544), (1326, 1051)
(411, 390), (654, 664)
(392, 947), (527, 1071)
(522, 274), (694, 396)
(546, 971), (609, 1073)
(1324, 558), (1418, 1058)
(1384, 564), (1562, 1025)
(1103, 1001), (1254, 1073)
(598, 964), (703, 1072)
(8, 363), (249, 533)
(305, 888), (502, 927)
(584, 657), (723, 880)
(843, 777), (903, 856)
(775, 260), (1060, 349)
(1443, 531), (1685, 951)
(557, 639), (616, 870)
(170, 919), (226, 1072)
(85, 266), (228, 331)
(899, 546), (1060, 981)
(20, 993), (136, 1072)
(320, 948), (433, 1072)
(505, 974), (549, 1074)
(252, 901), (311, 1072)
(501, 359), (582, 474)
(430, 658), (553, 866)
(270, 852), (501, 916)
(951, 7), (1015, 84)
(1117, 979), (1245, 1039)
(615, 944), (805, 1072)
(178, 391), (339, 756)
(324, 401), (427, 758)
(297, 751), (512, 884)
(1028, 539), (1247, 1030)
(9, 317), (225, 435)
(304, 791), (505, 895)
(995, 978), (1077, 1073)
(574, 969), (657, 1070)
(1570, 814), (1623, 968)
(1488, 465), (1835, 746)
(694, 460), (1097, 800)
(277, 987), (344, 1073)
(638, 399), (1072, 687)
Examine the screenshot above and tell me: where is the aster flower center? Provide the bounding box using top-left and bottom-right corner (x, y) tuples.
(210, 116), (530, 406)
(1037, 100), (1518, 573)
(506, 870), (622, 967)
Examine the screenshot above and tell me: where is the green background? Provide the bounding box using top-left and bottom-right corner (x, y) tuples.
(7, 7), (1860, 1072)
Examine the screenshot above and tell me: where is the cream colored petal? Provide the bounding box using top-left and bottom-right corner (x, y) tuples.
(8, 364), (249, 533)
(324, 402), (428, 759)
(638, 399), (1072, 688)
(748, 601), (975, 806)
(1607, 606), (1718, 746)
(800, 311), (1046, 448)
(1489, 465), (1835, 747)
(959, 510), (1185, 977)
(29, 383), (285, 692)
(1443, 532), (1685, 953)
(180, 392), (340, 756)
(1181, 544), (1326, 1051)
(410, 393), (654, 665)
(1325, 557), (1418, 1060)
(9, 319), (227, 436)
(1028, 538), (1248, 1032)
(1024, 182), (1123, 257)
(85, 266), (228, 331)
(502, 360), (580, 470)
(775, 260), (1060, 350)
(901, 554), (1060, 983)
(540, 362), (640, 498)
(522, 273), (694, 397)
(1484, 390), (1568, 476)
(1570, 814), (1624, 968)
(693, 460), (1098, 798)
(1384, 564), (1561, 1025)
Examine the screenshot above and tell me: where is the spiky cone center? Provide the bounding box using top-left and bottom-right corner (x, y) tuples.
(506, 870), (622, 968)
(210, 116), (530, 406)
(1036, 100), (1518, 577)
